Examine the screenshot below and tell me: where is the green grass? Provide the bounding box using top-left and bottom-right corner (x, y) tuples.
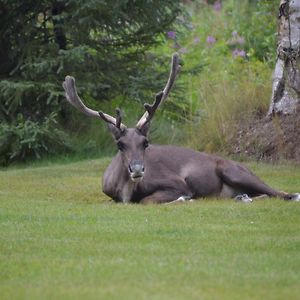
(1, 158), (300, 300)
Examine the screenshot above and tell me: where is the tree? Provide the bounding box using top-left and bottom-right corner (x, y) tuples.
(0, 0), (182, 164)
(267, 0), (300, 117)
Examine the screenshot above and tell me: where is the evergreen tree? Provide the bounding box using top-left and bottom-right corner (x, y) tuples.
(0, 0), (182, 164)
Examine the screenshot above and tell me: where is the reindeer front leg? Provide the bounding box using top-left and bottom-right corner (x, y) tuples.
(140, 191), (193, 205)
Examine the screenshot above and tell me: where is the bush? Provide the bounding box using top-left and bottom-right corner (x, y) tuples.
(0, 113), (72, 166)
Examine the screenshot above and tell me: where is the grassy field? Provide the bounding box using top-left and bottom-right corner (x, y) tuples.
(1, 158), (300, 300)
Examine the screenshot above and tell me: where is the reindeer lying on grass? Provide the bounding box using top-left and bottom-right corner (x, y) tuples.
(63, 54), (300, 204)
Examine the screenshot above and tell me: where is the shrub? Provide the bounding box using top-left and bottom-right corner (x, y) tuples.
(0, 113), (72, 166)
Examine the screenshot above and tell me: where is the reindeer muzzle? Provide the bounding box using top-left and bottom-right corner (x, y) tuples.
(128, 160), (145, 182)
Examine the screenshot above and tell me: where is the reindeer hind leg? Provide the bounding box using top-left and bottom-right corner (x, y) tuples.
(217, 160), (283, 198)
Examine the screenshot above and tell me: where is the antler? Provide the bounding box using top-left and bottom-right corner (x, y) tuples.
(136, 53), (181, 129)
(62, 76), (126, 130)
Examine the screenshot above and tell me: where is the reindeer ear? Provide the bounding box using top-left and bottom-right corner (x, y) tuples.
(138, 122), (150, 137)
(107, 123), (126, 140)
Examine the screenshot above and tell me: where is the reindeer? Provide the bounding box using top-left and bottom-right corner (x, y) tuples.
(62, 54), (300, 204)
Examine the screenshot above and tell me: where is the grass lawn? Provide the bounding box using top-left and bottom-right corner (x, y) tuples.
(1, 158), (300, 300)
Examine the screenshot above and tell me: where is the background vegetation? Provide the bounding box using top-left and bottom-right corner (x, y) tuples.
(0, 0), (280, 165)
(166, 0), (278, 154)
(0, 0), (183, 164)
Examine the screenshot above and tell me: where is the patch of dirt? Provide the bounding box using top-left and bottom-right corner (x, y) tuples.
(230, 109), (300, 162)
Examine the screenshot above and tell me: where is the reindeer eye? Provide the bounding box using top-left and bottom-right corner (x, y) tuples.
(143, 140), (149, 148)
(117, 141), (125, 151)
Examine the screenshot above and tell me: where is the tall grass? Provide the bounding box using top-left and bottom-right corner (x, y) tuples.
(167, 1), (277, 154)
(184, 60), (272, 153)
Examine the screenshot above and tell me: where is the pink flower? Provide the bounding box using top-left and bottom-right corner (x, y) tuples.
(213, 1), (222, 11)
(232, 48), (246, 58)
(167, 31), (176, 39)
(231, 31), (245, 45)
(206, 35), (216, 44)
(193, 37), (200, 44)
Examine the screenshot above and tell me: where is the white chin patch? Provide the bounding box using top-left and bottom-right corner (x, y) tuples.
(130, 176), (143, 183)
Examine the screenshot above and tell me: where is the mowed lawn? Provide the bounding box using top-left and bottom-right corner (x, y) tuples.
(1, 158), (300, 300)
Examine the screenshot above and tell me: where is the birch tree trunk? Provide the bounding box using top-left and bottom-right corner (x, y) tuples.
(267, 0), (300, 117)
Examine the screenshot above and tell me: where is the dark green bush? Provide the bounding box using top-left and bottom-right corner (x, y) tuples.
(0, 113), (72, 165)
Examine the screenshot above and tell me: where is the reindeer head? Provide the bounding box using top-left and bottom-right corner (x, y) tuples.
(63, 54), (180, 182)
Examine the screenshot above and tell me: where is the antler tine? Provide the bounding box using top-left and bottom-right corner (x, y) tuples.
(63, 76), (126, 130)
(143, 92), (164, 123)
(115, 108), (122, 129)
(136, 53), (181, 129)
(161, 52), (181, 101)
(98, 108), (123, 129)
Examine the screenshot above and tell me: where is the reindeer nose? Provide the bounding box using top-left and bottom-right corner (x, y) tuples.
(129, 160), (144, 174)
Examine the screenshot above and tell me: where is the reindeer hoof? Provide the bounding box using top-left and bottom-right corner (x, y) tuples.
(177, 196), (192, 202)
(235, 194), (253, 203)
(284, 193), (300, 202)
(165, 196), (192, 205)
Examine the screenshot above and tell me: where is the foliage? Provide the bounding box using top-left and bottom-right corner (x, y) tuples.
(221, 0), (278, 63)
(0, 0), (182, 164)
(0, 113), (72, 166)
(158, 0), (279, 154)
(1, 159), (300, 299)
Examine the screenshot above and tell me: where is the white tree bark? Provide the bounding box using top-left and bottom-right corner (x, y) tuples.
(267, 0), (300, 117)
